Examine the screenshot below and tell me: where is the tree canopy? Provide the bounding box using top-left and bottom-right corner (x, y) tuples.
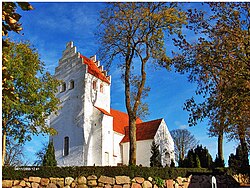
(99, 2), (186, 165)
(2, 40), (60, 165)
(173, 2), (250, 162)
(2, 2), (34, 113)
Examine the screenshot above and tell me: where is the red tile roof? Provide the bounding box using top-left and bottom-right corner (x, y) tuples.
(95, 106), (111, 116)
(95, 107), (160, 142)
(110, 109), (142, 135)
(80, 55), (110, 84)
(120, 119), (163, 143)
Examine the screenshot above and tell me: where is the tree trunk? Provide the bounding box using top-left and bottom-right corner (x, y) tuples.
(181, 145), (185, 161)
(2, 129), (7, 166)
(218, 131), (224, 161)
(129, 118), (137, 165)
(238, 125), (246, 146)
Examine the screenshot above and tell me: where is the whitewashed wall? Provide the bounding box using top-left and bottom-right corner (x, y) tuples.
(50, 42), (86, 166)
(113, 132), (124, 165)
(121, 139), (153, 167)
(82, 73), (111, 165)
(101, 115), (114, 166)
(154, 119), (175, 167)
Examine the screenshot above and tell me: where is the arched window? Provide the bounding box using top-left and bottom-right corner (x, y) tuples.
(92, 80), (97, 91)
(69, 80), (74, 89)
(61, 82), (66, 92)
(100, 84), (104, 93)
(64, 136), (69, 156)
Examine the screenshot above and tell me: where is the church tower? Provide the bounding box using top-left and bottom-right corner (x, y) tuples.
(50, 41), (112, 166)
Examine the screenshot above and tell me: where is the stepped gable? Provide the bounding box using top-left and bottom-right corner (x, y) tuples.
(120, 119), (163, 143)
(110, 109), (142, 135)
(80, 54), (110, 84)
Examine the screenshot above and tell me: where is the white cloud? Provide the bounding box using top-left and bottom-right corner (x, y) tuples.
(174, 121), (188, 129)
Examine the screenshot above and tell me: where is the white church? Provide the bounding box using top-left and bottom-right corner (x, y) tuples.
(50, 41), (175, 167)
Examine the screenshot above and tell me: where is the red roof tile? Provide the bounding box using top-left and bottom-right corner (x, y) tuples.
(95, 106), (111, 116)
(110, 109), (142, 134)
(120, 119), (163, 143)
(80, 55), (110, 84)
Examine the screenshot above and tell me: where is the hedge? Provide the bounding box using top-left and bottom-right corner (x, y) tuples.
(2, 166), (221, 180)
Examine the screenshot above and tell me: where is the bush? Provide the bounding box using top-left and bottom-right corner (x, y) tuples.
(2, 166), (218, 180)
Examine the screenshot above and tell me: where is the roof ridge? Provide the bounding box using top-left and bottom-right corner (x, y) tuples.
(80, 54), (110, 84)
(136, 118), (163, 126)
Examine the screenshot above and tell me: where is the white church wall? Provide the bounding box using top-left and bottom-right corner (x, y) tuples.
(122, 142), (129, 166)
(121, 139), (153, 167)
(113, 132), (124, 165)
(83, 72), (111, 165)
(154, 119), (175, 167)
(50, 42), (87, 166)
(101, 115), (114, 166)
(88, 108), (103, 166)
(94, 81), (111, 112)
(136, 140), (153, 166)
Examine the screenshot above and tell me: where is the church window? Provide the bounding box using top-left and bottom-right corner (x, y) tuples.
(61, 82), (66, 92)
(100, 84), (104, 93)
(64, 136), (69, 156)
(92, 81), (97, 91)
(105, 152), (109, 164)
(69, 80), (74, 89)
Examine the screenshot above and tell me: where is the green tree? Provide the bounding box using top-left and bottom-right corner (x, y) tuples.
(42, 141), (57, 166)
(173, 2), (250, 164)
(2, 40), (60, 166)
(183, 149), (195, 168)
(180, 145), (213, 168)
(170, 129), (199, 165)
(213, 154), (225, 168)
(2, 2), (34, 126)
(150, 141), (162, 167)
(195, 154), (201, 168)
(99, 2), (186, 165)
(194, 145), (213, 168)
(170, 159), (175, 167)
(228, 143), (249, 171)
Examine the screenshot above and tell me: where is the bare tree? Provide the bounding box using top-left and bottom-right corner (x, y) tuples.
(170, 129), (199, 165)
(99, 2), (186, 165)
(34, 142), (48, 166)
(4, 138), (25, 166)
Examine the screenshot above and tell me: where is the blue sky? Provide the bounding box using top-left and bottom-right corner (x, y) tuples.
(8, 2), (239, 165)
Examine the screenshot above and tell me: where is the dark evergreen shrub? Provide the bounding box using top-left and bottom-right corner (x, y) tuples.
(213, 155), (225, 168)
(150, 141), (162, 167)
(170, 159), (175, 167)
(42, 141), (57, 166)
(228, 143), (249, 173)
(179, 145), (213, 168)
